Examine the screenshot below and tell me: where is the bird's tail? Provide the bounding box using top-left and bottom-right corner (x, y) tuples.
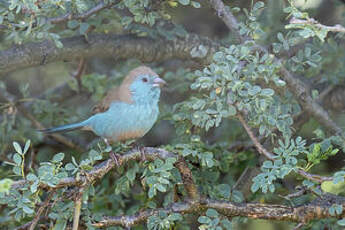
(40, 119), (90, 134)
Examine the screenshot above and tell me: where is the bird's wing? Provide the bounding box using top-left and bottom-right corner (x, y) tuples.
(92, 86), (120, 114)
(92, 85), (133, 114)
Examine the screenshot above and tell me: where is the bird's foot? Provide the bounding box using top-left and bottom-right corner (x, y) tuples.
(110, 151), (121, 166)
(138, 146), (146, 162)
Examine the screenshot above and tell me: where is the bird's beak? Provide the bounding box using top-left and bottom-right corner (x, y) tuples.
(153, 77), (167, 88)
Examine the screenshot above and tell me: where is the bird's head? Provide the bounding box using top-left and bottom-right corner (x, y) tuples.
(120, 66), (166, 104)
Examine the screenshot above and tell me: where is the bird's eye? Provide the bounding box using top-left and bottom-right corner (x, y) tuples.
(142, 77), (148, 83)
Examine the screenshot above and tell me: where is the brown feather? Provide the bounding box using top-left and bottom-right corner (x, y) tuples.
(116, 129), (146, 142)
(92, 66), (158, 114)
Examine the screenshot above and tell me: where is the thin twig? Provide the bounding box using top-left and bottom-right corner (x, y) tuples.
(237, 113), (276, 160)
(48, 1), (117, 24)
(71, 58), (86, 92)
(29, 190), (56, 230)
(289, 17), (345, 33)
(296, 169), (332, 183)
(208, 0), (249, 42)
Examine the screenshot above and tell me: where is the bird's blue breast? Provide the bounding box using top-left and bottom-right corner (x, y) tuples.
(87, 101), (159, 142)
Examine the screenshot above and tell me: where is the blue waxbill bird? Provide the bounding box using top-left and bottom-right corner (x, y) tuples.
(41, 66), (166, 154)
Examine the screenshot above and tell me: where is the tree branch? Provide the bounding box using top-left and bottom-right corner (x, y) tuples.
(92, 197), (345, 228)
(11, 147), (188, 190)
(0, 33), (219, 75)
(208, 0), (248, 42)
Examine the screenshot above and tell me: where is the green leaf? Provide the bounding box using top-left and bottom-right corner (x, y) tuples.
(26, 173), (38, 181)
(52, 153), (65, 163)
(79, 23), (90, 34)
(65, 163), (76, 171)
(253, 1), (265, 11)
(178, 0), (190, 5)
(0, 179), (13, 194)
(198, 216), (211, 224)
(277, 32), (284, 42)
(156, 184), (166, 192)
(221, 219), (232, 230)
(23, 140), (31, 155)
(13, 166), (22, 176)
(191, 1), (201, 8)
(206, 209), (219, 218)
(67, 20), (79, 29)
(261, 88), (274, 96)
(23, 206), (34, 214)
(148, 186), (156, 198)
(13, 142), (22, 155)
(251, 181), (260, 193)
(338, 219), (345, 226)
(13, 153), (22, 165)
(30, 181), (39, 193)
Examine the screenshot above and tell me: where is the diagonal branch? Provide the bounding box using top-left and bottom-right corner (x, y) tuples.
(237, 113), (276, 160)
(208, 0), (248, 42)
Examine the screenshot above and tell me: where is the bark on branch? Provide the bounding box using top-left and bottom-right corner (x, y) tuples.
(0, 33), (219, 75)
(92, 196), (345, 228)
(11, 147), (195, 193)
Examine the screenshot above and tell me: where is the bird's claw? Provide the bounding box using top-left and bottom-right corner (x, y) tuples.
(110, 152), (121, 166)
(139, 146), (146, 162)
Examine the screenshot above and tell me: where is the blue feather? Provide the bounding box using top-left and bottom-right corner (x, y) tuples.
(41, 119), (90, 133)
